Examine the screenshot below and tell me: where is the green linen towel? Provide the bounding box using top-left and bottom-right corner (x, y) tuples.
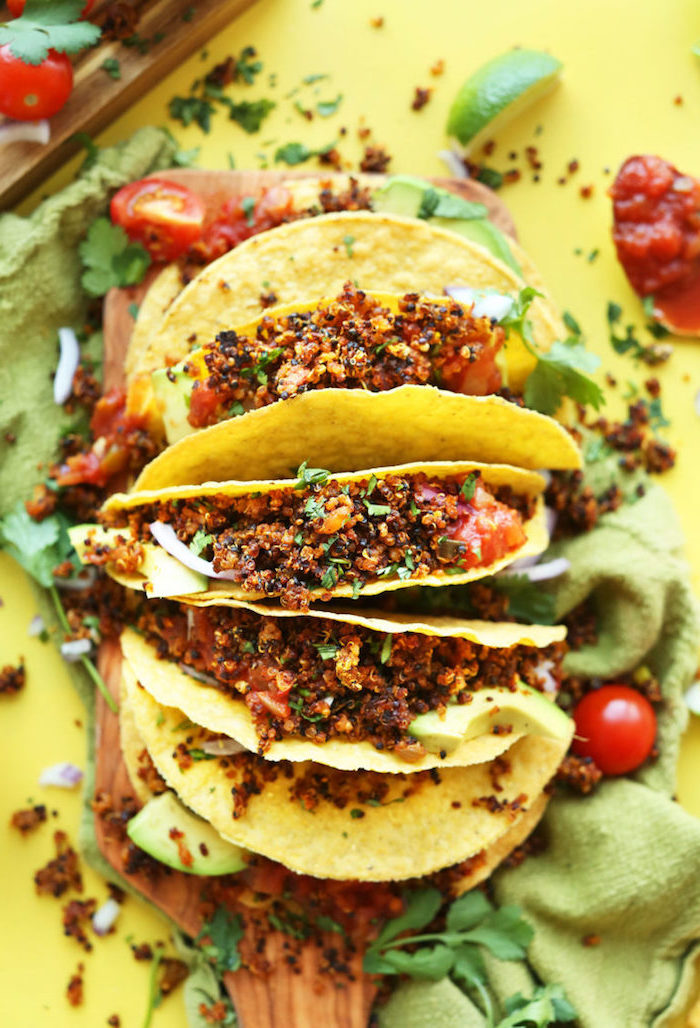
(380, 486), (700, 1028)
(0, 126), (176, 519)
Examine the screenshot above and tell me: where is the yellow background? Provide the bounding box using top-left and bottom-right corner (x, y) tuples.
(2, 0), (700, 1024)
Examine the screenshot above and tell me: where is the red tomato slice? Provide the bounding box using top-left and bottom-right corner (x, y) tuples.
(572, 684), (656, 776)
(110, 178), (206, 262)
(0, 46), (73, 121)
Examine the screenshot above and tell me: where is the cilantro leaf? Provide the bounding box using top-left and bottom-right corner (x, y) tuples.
(461, 905), (533, 960)
(196, 907), (243, 974)
(225, 97), (276, 133)
(0, 0), (101, 65)
(445, 890), (492, 932)
(295, 462), (331, 486)
(189, 529), (214, 556)
(460, 472), (478, 502)
(314, 642), (339, 660)
(316, 93), (343, 117)
(169, 95), (216, 133)
(377, 944), (454, 981)
(491, 574), (556, 625)
(79, 218), (150, 297)
(0, 505), (73, 588)
(500, 983), (577, 1026)
(524, 339), (604, 415)
(373, 888), (442, 948)
(274, 141), (313, 166)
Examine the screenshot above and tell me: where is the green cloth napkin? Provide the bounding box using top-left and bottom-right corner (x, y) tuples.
(381, 486), (700, 1028)
(0, 126), (176, 520)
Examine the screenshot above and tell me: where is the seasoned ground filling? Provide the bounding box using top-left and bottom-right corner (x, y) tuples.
(102, 470), (535, 609)
(136, 602), (562, 758)
(185, 283), (504, 428)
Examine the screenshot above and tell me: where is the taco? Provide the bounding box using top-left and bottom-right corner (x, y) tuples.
(121, 657), (572, 882)
(127, 209), (565, 391)
(70, 459), (549, 609)
(119, 600), (568, 773)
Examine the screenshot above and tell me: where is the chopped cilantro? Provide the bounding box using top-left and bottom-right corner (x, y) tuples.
(188, 748), (216, 762)
(350, 808), (365, 818)
(380, 634), (393, 664)
(274, 141), (313, 166)
(234, 45), (262, 84)
(168, 94), (216, 133)
(128, 302), (139, 320)
(343, 234), (356, 257)
(364, 499), (391, 516)
(314, 641), (339, 660)
(460, 473), (478, 502)
(475, 166), (503, 190)
(225, 97), (276, 134)
(303, 73), (329, 84)
(352, 580), (362, 599)
(189, 529), (214, 556)
(241, 346), (285, 385)
(304, 495), (327, 520)
(563, 310), (582, 337)
(196, 907), (244, 974)
(321, 565), (339, 589)
(416, 186), (486, 221)
(294, 530), (304, 545)
(317, 93), (343, 116)
(296, 462), (331, 487)
(241, 196), (256, 227)
(229, 401), (245, 416)
(101, 57), (121, 80)
(240, 640), (256, 654)
(79, 217), (151, 297)
(0, 0), (101, 65)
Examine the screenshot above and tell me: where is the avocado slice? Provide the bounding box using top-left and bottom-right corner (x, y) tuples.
(371, 175), (521, 275)
(127, 790), (249, 876)
(409, 683), (570, 755)
(68, 524), (208, 598)
(151, 364), (196, 445)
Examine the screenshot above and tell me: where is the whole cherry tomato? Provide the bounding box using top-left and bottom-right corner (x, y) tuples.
(6, 0), (96, 15)
(110, 178), (206, 262)
(0, 45), (73, 120)
(572, 684), (656, 775)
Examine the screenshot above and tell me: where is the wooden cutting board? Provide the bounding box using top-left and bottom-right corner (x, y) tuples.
(95, 169), (514, 1027)
(0, 0), (259, 211)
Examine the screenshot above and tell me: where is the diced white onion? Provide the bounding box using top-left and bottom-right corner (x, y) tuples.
(0, 118), (50, 146)
(437, 148), (468, 178)
(500, 556), (571, 581)
(53, 327), (81, 405)
(322, 695), (335, 708)
(684, 681), (700, 715)
(149, 522), (237, 581)
(60, 638), (93, 662)
(92, 898), (121, 936)
(28, 614), (45, 637)
(445, 285), (514, 322)
(39, 761), (83, 788)
(199, 737), (248, 756)
(177, 662), (220, 688)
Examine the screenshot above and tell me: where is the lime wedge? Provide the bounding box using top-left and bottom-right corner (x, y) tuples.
(447, 49), (563, 152)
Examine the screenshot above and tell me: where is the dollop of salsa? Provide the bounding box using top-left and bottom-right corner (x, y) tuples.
(611, 154), (700, 331)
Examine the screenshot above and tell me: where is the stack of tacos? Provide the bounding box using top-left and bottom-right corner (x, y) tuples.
(75, 174), (582, 907)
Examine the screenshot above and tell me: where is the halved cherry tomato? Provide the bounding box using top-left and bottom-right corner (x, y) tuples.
(0, 45), (73, 121)
(572, 684), (656, 775)
(110, 178), (206, 262)
(6, 0), (95, 15)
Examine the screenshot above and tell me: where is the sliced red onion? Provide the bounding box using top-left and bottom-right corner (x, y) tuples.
(54, 327), (81, 405)
(445, 285), (514, 322)
(500, 556), (571, 581)
(61, 638), (94, 662)
(199, 737), (248, 756)
(0, 118), (50, 146)
(684, 681), (700, 715)
(28, 614), (45, 637)
(39, 761), (83, 788)
(437, 148), (468, 178)
(177, 662), (220, 688)
(149, 521), (237, 581)
(92, 898), (121, 936)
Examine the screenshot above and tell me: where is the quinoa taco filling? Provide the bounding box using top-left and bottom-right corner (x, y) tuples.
(93, 469), (536, 609)
(173, 284), (504, 431)
(134, 601), (565, 758)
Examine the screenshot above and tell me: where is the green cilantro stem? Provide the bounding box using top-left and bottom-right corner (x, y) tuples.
(141, 948), (164, 1028)
(49, 585), (118, 714)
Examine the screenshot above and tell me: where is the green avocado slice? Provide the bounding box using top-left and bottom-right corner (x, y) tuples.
(151, 364), (197, 445)
(371, 175), (521, 275)
(127, 790), (249, 876)
(409, 682), (570, 755)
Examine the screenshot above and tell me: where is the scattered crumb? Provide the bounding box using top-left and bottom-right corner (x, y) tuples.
(66, 964), (84, 1007)
(580, 184), (594, 199)
(11, 804), (47, 835)
(430, 58), (444, 76)
(360, 144), (391, 173)
(34, 831), (83, 897)
(411, 86), (432, 111)
(673, 94), (683, 105)
(369, 15), (383, 27)
(582, 933), (602, 946)
(0, 662), (25, 696)
(62, 898), (97, 951)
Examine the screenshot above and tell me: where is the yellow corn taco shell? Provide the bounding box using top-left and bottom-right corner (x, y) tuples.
(120, 606), (567, 774)
(136, 387), (580, 492)
(90, 460), (549, 603)
(128, 211), (564, 389)
(122, 659), (572, 881)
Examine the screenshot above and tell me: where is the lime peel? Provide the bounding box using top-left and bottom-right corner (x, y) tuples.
(447, 49), (563, 152)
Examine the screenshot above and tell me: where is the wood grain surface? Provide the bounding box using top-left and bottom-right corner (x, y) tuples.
(95, 170), (512, 1027)
(0, 0), (259, 211)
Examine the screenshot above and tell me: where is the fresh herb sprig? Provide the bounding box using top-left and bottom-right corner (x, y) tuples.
(196, 907), (244, 975)
(502, 288), (604, 415)
(79, 217), (151, 297)
(607, 302), (673, 365)
(365, 888), (576, 1027)
(0, 0), (101, 65)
